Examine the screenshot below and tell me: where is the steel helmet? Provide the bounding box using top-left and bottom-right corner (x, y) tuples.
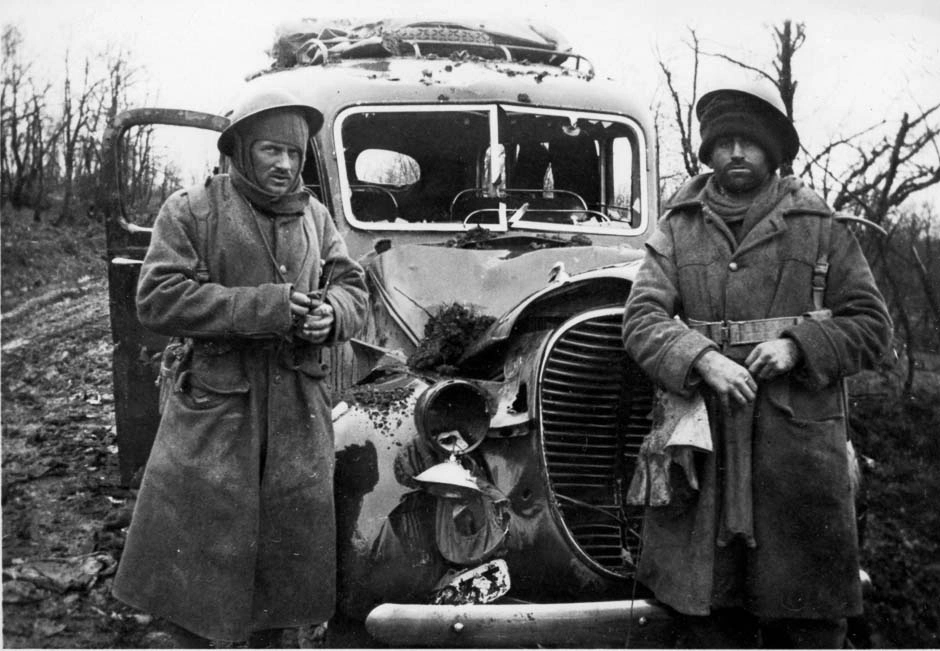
(696, 84), (799, 169)
(217, 88), (324, 156)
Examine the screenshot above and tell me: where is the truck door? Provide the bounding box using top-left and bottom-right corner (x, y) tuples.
(99, 109), (228, 485)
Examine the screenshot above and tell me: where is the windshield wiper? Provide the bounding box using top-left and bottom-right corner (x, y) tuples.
(507, 202), (530, 226)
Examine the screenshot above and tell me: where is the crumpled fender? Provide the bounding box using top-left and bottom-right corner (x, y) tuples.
(459, 258), (643, 364)
(366, 243), (643, 346)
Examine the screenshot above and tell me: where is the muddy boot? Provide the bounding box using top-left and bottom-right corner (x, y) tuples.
(144, 621), (213, 649)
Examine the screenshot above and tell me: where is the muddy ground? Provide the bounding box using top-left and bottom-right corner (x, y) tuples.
(2, 216), (939, 647)
(1, 273), (157, 648)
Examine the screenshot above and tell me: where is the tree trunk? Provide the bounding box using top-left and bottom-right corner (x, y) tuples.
(880, 244), (917, 396)
(58, 180), (74, 224)
(57, 146), (75, 225)
(910, 243), (940, 348)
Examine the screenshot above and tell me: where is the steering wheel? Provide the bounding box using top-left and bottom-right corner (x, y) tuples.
(350, 184), (399, 207)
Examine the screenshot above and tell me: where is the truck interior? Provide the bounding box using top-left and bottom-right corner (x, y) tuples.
(338, 105), (645, 233)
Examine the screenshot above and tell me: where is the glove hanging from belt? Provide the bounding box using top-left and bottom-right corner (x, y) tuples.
(716, 401), (757, 548)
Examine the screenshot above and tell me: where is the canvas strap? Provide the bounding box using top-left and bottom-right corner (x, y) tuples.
(689, 214), (834, 347)
(186, 182), (213, 284)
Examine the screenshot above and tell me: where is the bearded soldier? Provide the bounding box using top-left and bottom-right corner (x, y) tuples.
(623, 86), (892, 648)
(113, 89), (368, 646)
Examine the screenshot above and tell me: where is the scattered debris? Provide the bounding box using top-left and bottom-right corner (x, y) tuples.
(33, 618), (68, 638)
(342, 383), (413, 434)
(3, 579), (51, 604)
(3, 553), (117, 594)
(445, 226), (497, 248)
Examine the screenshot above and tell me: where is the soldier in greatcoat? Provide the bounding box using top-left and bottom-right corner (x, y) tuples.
(112, 89), (368, 646)
(622, 86), (892, 648)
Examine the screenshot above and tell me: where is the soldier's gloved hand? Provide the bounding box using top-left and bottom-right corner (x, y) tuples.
(295, 300), (334, 344)
(694, 349), (757, 410)
(745, 338), (801, 381)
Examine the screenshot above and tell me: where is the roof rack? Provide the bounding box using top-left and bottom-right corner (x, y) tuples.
(270, 20), (594, 77)
(397, 39), (594, 75)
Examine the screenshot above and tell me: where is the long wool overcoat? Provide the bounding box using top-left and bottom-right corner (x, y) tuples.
(112, 176), (368, 641)
(622, 174), (892, 619)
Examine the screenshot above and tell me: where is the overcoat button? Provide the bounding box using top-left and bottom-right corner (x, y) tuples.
(728, 262), (739, 271)
(279, 264), (288, 274)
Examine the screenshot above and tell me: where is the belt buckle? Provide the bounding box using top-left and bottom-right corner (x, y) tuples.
(719, 321), (731, 347)
(719, 320), (743, 348)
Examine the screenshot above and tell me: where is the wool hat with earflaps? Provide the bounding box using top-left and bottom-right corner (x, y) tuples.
(696, 88), (800, 170)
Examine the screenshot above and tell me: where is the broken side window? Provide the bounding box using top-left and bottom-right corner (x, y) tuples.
(116, 123), (325, 228)
(117, 124), (221, 227)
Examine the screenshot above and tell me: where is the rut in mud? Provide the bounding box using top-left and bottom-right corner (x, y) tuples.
(1, 279), (160, 648)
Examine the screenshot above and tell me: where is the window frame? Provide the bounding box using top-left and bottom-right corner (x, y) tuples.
(334, 103), (649, 236)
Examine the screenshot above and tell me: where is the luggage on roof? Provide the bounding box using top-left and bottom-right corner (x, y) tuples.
(269, 18), (582, 69)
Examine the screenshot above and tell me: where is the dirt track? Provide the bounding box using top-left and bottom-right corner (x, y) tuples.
(0, 279), (162, 647)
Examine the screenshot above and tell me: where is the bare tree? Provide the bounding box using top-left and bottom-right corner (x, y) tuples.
(701, 20), (806, 176)
(81, 47), (139, 217)
(815, 106), (940, 225)
(656, 21), (806, 179)
(26, 91), (58, 222)
(657, 28), (702, 179)
(1, 25), (32, 208)
(3, 26), (157, 223)
(56, 52), (107, 224)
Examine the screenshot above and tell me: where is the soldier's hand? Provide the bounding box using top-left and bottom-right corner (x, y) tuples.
(745, 338), (801, 381)
(295, 301), (334, 344)
(290, 290), (314, 318)
(694, 350), (757, 410)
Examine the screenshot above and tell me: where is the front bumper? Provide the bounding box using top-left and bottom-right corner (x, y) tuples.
(365, 598), (674, 648)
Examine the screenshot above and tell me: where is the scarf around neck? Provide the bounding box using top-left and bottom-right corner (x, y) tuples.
(703, 174), (788, 243)
(229, 131), (310, 215)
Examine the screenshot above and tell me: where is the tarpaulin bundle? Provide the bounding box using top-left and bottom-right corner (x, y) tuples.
(268, 18), (572, 68)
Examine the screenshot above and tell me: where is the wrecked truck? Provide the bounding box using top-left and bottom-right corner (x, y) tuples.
(100, 18), (672, 647)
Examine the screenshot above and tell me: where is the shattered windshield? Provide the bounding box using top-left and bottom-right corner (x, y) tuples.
(336, 105), (647, 235)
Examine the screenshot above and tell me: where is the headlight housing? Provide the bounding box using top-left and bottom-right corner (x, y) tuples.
(414, 379), (491, 456)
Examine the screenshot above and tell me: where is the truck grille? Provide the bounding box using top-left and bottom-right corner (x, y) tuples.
(538, 308), (654, 578)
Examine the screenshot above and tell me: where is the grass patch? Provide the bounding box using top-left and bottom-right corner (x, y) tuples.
(1, 208), (107, 312)
(850, 378), (940, 647)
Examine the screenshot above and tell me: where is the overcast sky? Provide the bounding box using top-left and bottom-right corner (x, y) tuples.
(5, 0), (940, 205)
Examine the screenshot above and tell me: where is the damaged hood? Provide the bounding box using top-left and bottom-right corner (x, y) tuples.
(367, 243), (644, 345)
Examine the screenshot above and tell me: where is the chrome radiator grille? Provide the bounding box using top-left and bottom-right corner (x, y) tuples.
(538, 308), (654, 578)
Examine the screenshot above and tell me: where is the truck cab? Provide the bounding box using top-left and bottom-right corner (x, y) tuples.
(101, 18), (671, 647)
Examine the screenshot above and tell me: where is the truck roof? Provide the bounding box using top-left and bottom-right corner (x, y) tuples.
(238, 57), (652, 134)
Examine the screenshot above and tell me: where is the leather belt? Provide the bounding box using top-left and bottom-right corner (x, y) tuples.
(687, 310), (832, 347)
